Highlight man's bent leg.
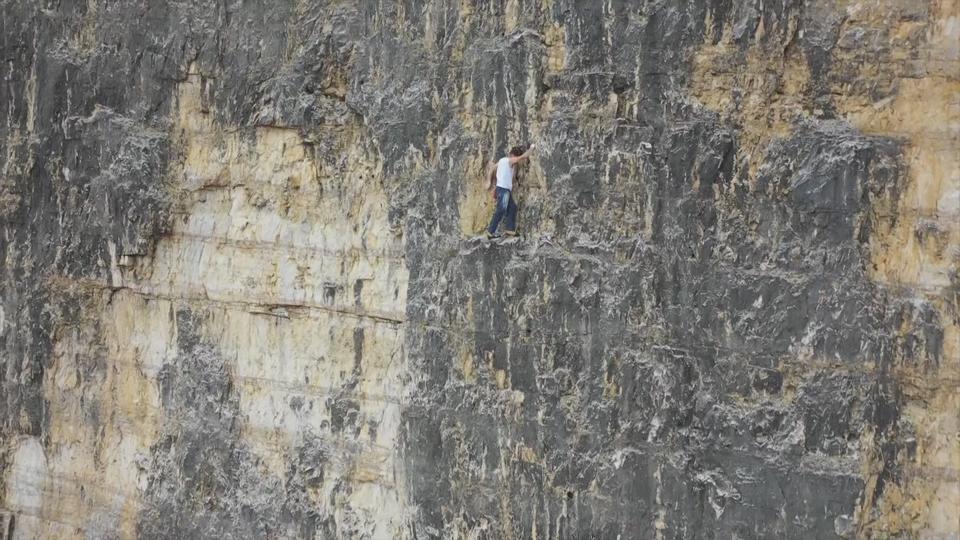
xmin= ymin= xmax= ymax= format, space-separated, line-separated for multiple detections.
xmin=504 ymin=192 xmax=517 ymax=232
xmin=487 ymin=187 xmax=509 ymax=234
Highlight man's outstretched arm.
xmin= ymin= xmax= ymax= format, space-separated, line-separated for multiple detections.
xmin=509 ymin=144 xmax=535 ymax=165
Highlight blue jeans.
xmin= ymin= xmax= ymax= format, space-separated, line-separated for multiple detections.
xmin=488 ymin=187 xmax=517 ymax=234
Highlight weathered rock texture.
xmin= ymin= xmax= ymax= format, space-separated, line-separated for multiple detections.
xmin=1 ymin=0 xmax=957 ymax=538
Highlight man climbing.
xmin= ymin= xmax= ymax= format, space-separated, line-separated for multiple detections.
xmin=486 ymin=144 xmax=534 ymax=239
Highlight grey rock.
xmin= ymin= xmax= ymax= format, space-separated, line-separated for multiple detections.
xmin=1 ymin=0 xmax=955 ymax=539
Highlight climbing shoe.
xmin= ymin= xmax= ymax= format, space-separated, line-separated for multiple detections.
xmin=485 ymin=231 xmax=501 ymax=240
xmin=504 ymin=230 xmax=519 ymax=237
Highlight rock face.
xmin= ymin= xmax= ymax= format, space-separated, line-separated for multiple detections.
xmin=1 ymin=1 xmax=957 ymax=538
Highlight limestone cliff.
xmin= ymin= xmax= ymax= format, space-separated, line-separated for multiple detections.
xmin=1 ymin=1 xmax=957 ymax=538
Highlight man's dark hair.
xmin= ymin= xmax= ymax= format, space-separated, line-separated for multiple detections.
xmin=509 ymin=146 xmax=524 ymax=157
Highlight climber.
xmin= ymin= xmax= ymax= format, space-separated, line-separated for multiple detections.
xmin=486 ymin=144 xmax=535 ymax=239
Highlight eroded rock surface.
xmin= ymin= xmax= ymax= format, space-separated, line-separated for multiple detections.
xmin=1 ymin=1 xmax=957 ymax=538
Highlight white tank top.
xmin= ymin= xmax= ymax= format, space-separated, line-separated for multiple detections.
xmin=495 ymin=157 xmax=514 ymax=190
